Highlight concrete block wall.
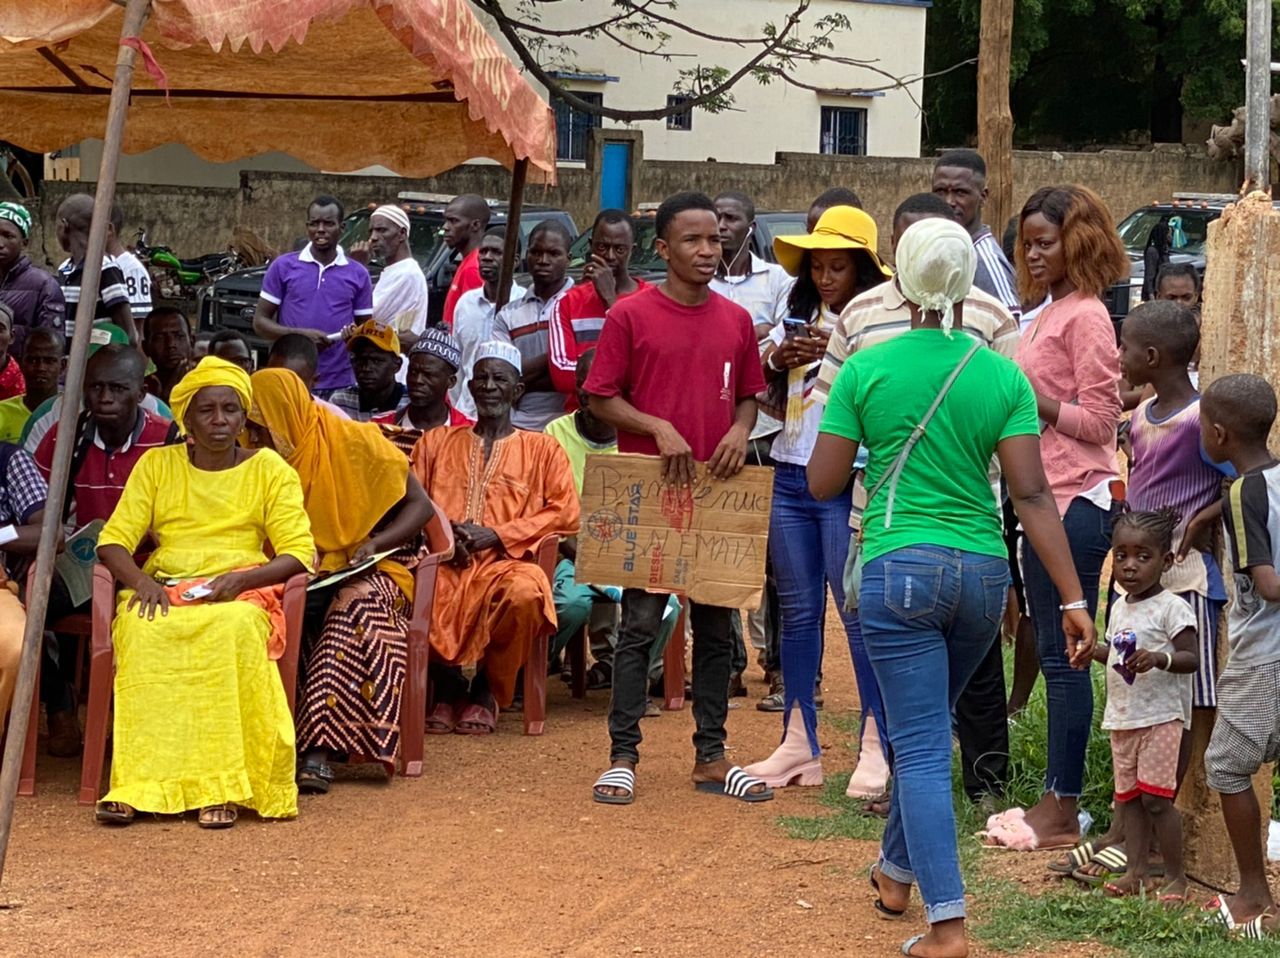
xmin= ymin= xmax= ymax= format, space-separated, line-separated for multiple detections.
xmin=33 ymin=147 xmax=1238 ymax=268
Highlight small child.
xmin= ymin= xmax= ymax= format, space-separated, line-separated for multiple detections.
xmin=1097 ymin=508 xmax=1198 ymax=901
xmin=1119 ymin=301 xmax=1231 ymax=712
xmin=1201 ymin=373 xmax=1280 ymax=939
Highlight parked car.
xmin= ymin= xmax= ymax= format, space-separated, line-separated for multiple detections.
xmin=562 ymin=209 xmax=809 ymax=284
xmin=1102 ymin=192 xmax=1279 ymax=326
xmin=199 ymin=194 xmax=577 ymax=358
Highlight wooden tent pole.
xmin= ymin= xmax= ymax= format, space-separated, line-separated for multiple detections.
xmin=977 ymin=0 xmax=1015 ymax=240
xmin=496 ymin=157 xmax=529 ymax=310
xmin=1245 ymin=0 xmax=1273 ymax=191
xmin=0 ymin=0 xmax=153 ymax=890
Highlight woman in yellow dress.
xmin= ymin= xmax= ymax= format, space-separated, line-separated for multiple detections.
xmin=246 ymin=368 xmax=432 ymax=792
xmin=95 ymin=357 xmax=314 ymax=828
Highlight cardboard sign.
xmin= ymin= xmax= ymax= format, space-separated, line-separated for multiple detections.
xmin=575 ymin=454 xmax=773 ymax=610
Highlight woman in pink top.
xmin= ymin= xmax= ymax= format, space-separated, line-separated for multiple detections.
xmin=987 ymin=186 xmax=1128 ymax=851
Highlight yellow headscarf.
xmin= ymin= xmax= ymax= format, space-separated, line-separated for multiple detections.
xmin=168 ymin=356 xmax=252 ymax=435
xmin=247 ymin=369 xmax=413 ymax=595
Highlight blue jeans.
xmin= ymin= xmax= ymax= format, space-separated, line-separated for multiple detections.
xmin=861 ymin=546 xmax=1009 ymax=924
xmin=769 ymin=464 xmax=884 ymax=756
xmin=1022 ymin=497 xmax=1109 ymax=798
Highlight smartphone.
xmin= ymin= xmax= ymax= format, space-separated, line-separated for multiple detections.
xmin=180 ymin=584 xmax=213 ymax=601
xmin=783 ymin=317 xmax=808 ymax=338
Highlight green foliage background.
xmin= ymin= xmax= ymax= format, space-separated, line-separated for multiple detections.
xmin=923 ymin=0 xmax=1275 ymax=148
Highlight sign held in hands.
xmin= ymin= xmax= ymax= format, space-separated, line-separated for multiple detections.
xmin=575 ymin=454 xmax=772 ymax=609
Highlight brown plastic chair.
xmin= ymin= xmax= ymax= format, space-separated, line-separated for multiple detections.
xmin=400 ymin=502 xmax=455 ymax=776
xmin=78 ymin=565 xmax=309 ymax=806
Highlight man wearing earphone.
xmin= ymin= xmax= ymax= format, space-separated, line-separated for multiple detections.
xmin=709 ymin=190 xmax=792 ymax=703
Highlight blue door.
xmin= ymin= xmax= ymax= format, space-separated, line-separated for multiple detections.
xmin=600 ymin=141 xmax=631 ymax=210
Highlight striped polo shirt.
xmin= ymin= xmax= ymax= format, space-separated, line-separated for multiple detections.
xmin=56 ymin=256 xmax=131 ymax=339
xmin=492 ymin=278 xmax=574 ymax=431
xmin=34 ymin=407 xmax=178 ymax=531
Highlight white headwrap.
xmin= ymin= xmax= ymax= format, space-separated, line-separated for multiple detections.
xmin=372 ymin=204 xmax=412 ymax=235
xmin=474 ymin=340 xmax=522 ymax=374
xmin=894 ymin=218 xmax=976 ymax=336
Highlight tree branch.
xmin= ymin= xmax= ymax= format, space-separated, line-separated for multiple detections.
xmin=474 ymin=0 xmax=810 ymax=120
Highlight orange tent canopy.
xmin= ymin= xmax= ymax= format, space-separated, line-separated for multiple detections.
xmin=0 ymin=0 xmax=557 ymax=181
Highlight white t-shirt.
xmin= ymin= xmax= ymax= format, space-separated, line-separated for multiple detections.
xmin=766 ymin=305 xmax=835 ymax=466
xmin=112 ymin=251 xmax=153 ymax=322
xmin=710 ymin=254 xmax=794 ymax=441
xmin=450 ymin=282 xmax=523 ymax=420
xmin=1102 ymin=590 xmax=1196 ymax=731
xmin=372 ymin=257 xmax=429 ymax=384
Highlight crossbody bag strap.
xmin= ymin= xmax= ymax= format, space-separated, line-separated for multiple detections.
xmin=863 ymin=339 xmax=984 ymax=531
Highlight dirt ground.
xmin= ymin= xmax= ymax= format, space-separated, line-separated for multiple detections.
xmin=0 ymin=620 xmax=1111 ymax=958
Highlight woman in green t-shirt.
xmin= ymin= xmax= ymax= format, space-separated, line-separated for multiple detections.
xmin=807 ymin=218 xmax=1096 ymax=958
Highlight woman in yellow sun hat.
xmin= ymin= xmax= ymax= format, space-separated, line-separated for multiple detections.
xmin=743 ymin=206 xmax=892 ymax=794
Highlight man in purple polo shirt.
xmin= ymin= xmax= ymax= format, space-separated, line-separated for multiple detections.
xmin=253 ymin=195 xmax=373 ymax=396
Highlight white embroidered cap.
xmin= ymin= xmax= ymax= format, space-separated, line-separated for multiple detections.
xmin=474 ymin=340 xmax=522 ymax=375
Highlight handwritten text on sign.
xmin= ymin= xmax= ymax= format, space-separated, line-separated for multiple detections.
xmin=576 ymin=455 xmax=773 ymax=610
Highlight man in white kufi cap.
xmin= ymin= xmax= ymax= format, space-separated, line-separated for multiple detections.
xmin=351 ymin=203 xmax=429 ymax=381
xmin=407 ymin=339 xmax=578 ymax=736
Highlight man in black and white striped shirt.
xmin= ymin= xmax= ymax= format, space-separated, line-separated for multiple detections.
xmin=932 ymin=149 xmax=1021 ymax=322
xmin=54 ymin=193 xmax=137 ymax=345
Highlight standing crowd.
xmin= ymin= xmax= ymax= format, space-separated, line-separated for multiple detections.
xmin=0 ymin=147 xmax=1276 ymax=954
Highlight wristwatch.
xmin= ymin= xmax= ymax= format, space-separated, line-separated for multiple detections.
xmin=1059 ymin=599 xmax=1088 ymax=611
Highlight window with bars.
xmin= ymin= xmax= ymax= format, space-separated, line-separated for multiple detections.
xmin=819 ymin=106 xmax=868 ymax=156
xmin=666 ymin=95 xmax=693 ymax=132
xmin=552 ymin=91 xmax=603 ymax=162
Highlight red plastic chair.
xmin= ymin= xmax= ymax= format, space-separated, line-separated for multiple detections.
xmin=525 ymin=534 xmax=560 ymax=736
xmin=662 ymin=600 xmax=689 ymax=711
xmin=78 ymin=565 xmax=309 ymax=806
xmin=8 ymin=568 xmax=94 ymax=797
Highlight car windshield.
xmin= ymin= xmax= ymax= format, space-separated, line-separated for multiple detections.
xmin=568 ymin=218 xmax=665 ymax=273
xmin=1115 ymin=208 xmax=1214 ymax=257
xmin=755 ymin=214 xmax=809 ymax=255
xmin=339 ymin=210 xmax=446 ymax=271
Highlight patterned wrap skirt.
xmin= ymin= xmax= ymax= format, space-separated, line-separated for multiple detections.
xmin=296 ymin=570 xmax=412 ymax=774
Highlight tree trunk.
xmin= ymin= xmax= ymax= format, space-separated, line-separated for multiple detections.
xmin=976 ymin=0 xmax=1014 ymax=240
xmin=1187 ymin=191 xmax=1278 ymax=888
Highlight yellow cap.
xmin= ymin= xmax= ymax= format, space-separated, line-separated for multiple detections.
xmin=346 ymin=319 xmax=400 ymax=355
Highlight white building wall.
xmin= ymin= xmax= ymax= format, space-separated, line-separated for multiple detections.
xmin=491 ymin=0 xmax=928 ymax=163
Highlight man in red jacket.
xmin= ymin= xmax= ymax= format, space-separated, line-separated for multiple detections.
xmin=548 ymin=209 xmax=649 ymax=406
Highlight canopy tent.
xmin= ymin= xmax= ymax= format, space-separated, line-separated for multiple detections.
xmin=0 ymin=0 xmax=558 ymax=180
xmin=0 ymin=0 xmax=553 ymax=886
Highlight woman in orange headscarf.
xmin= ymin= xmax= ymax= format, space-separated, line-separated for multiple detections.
xmin=246 ymin=369 xmax=432 ymax=793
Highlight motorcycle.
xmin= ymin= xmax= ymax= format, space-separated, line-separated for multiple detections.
xmin=134 ymin=229 xmax=242 ymax=298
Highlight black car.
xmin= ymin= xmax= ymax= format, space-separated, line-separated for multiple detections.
xmin=1102 ymin=193 xmax=1280 ymax=325
xmin=199 ymin=197 xmax=577 ymax=358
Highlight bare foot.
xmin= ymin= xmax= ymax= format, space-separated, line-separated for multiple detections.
xmin=1222 ymin=893 xmax=1279 ymax=928
xmin=871 ymin=864 xmax=909 ymax=914
xmin=691 ymin=758 xmax=769 ymax=798
xmin=593 ymin=759 xmax=635 ymax=800
xmin=1103 ymin=873 xmax=1155 ymax=898
xmin=1021 ymin=795 xmax=1081 ymax=849
xmin=902 ymin=918 xmax=968 ymax=958
xmin=1156 ymin=877 xmax=1189 ymax=908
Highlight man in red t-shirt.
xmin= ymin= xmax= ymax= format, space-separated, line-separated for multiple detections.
xmin=548 ymin=210 xmax=649 ymax=405
xmin=441 ymin=194 xmax=491 ymax=329
xmin=583 ymin=191 xmax=769 ymax=807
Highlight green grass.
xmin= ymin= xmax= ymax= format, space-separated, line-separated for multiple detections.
xmin=775 ymin=646 xmax=1275 ymax=956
